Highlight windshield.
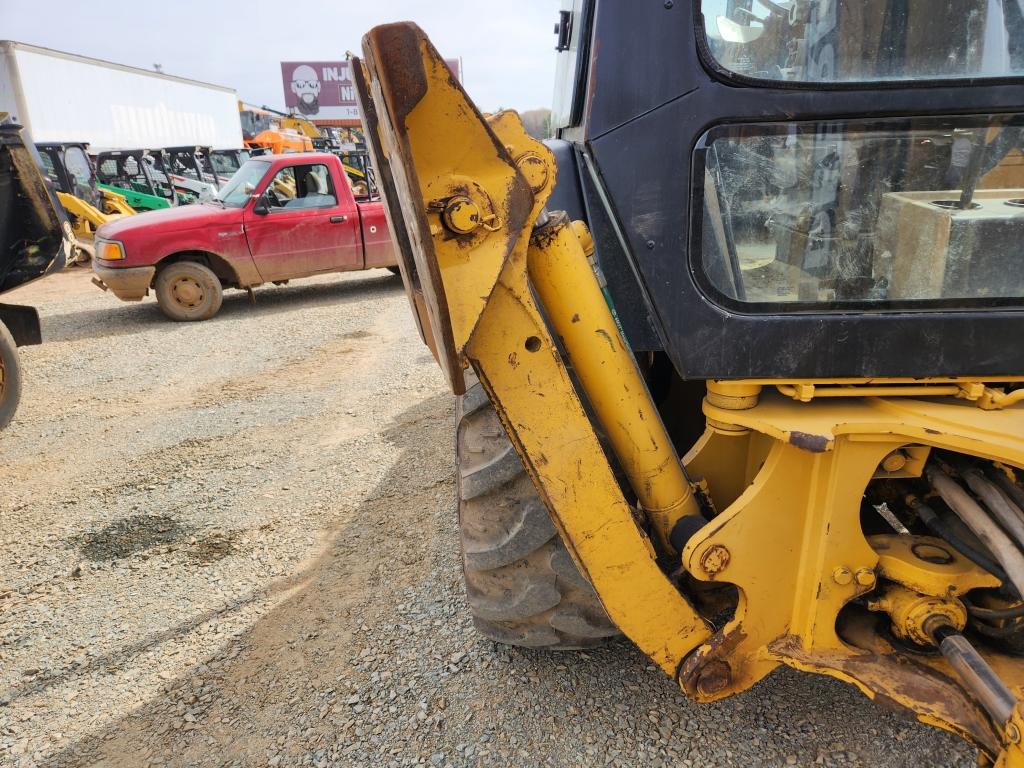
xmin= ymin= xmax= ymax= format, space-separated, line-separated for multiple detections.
xmin=217 ymin=160 xmax=271 ymax=207
xmin=697 ymin=112 xmax=1024 ymax=309
xmin=211 ymin=151 xmax=244 ymax=176
xmin=702 ymin=0 xmax=1024 ymax=83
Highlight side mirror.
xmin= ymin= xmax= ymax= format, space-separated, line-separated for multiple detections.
xmin=251 ymin=195 xmax=269 ymax=215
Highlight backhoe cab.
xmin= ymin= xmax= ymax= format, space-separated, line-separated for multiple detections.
xmin=356 ymin=6 xmax=1024 ymax=765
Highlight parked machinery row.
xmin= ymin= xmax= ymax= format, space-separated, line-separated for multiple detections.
xmin=33 ymin=143 xmax=254 ymax=263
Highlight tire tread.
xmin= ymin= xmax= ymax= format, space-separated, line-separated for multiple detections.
xmin=457 ymin=376 xmax=620 ymax=649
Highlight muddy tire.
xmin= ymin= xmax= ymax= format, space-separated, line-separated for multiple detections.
xmin=155 ymin=261 xmax=223 ymax=322
xmin=457 ymin=376 xmax=621 ymax=649
xmin=0 ymin=322 xmax=22 ymax=430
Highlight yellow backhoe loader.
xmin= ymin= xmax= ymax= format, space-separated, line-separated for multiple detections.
xmin=355 ymin=8 xmax=1024 ymax=766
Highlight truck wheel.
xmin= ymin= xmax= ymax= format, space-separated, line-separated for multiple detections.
xmin=155 ymin=261 xmax=223 ymax=321
xmin=457 ymin=375 xmax=621 ymax=649
xmin=0 ymin=322 xmax=23 ymax=430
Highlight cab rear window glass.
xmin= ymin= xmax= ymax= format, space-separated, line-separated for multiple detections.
xmin=701 ymin=0 xmax=1024 ymax=84
xmin=696 ymin=113 xmax=1024 ymax=310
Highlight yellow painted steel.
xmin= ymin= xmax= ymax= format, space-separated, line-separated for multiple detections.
xmin=56 ymin=191 xmax=111 ymax=240
xmin=358 ymin=21 xmax=1024 ymax=767
xmin=870 ymin=533 xmax=1001 ymax=597
xmin=713 ymin=379 xmax=1024 ymax=410
xmin=100 ymin=188 xmax=135 ymax=217
xmin=357 ymin=23 xmax=711 ymax=674
xmin=526 ymin=213 xmax=702 ymax=548
xmin=867 ymin=584 xmax=968 ymax=646
xmin=57 ymin=189 xmax=131 ymax=242
xmin=681 ymin=389 xmax=1024 ymax=757
xmin=998 ymin=707 xmax=1024 ymax=768
xmin=466 ymin=243 xmax=711 ymax=672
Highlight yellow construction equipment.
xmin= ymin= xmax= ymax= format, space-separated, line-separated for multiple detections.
xmin=1 ymin=124 xmax=71 ymax=428
xmin=35 ymin=142 xmax=132 ymax=263
xmin=355 ymin=14 xmax=1024 ymax=766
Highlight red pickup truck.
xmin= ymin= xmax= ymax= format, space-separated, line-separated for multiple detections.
xmin=91 ymin=152 xmax=396 ymax=321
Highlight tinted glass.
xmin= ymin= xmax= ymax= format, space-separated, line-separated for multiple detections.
xmin=697 ymin=113 xmax=1024 ymax=308
xmin=702 ymin=0 xmax=1024 ymax=83
xmin=64 ymin=147 xmax=92 ymax=186
xmin=38 ymin=151 xmax=58 ymax=182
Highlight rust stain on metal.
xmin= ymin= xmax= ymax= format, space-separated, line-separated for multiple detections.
xmin=695 ymin=659 xmax=732 ymax=696
xmin=789 ymin=431 xmax=829 ymax=453
xmin=700 ymin=544 xmax=731 ymax=577
xmin=365 ymin=24 xmax=429 ymax=122
xmin=770 ymin=635 xmax=1000 ymax=756
xmin=678 ymin=627 xmax=747 ymax=697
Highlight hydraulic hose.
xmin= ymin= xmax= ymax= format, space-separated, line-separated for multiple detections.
xmin=927 ymin=465 xmax=1024 ymax=599
xmin=991 ymin=467 xmax=1024 ymax=512
xmin=929 ymin=621 xmax=1018 ymax=726
xmin=961 ymin=468 xmax=1024 ymax=552
xmin=910 ymin=496 xmax=1013 ymax=590
xmin=965 ymin=600 xmax=1024 ymax=621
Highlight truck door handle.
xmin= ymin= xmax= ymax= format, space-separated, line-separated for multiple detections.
xmin=330 ymin=215 xmax=348 ymax=223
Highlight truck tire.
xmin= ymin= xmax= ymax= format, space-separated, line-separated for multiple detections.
xmin=457 ymin=376 xmax=621 ymax=648
xmin=155 ymin=261 xmax=223 ymax=322
xmin=0 ymin=322 xmax=23 ymax=430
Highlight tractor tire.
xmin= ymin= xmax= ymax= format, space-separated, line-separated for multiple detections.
xmin=155 ymin=261 xmax=223 ymax=322
xmin=456 ymin=376 xmax=621 ymax=649
xmin=0 ymin=322 xmax=23 ymax=430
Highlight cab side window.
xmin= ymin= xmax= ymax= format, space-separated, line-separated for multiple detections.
xmin=265 ymin=163 xmax=337 ymax=210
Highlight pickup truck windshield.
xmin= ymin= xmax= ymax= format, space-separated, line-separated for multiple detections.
xmin=698 ymin=112 xmax=1024 ymax=309
xmin=702 ymin=0 xmax=1024 ymax=83
xmin=218 ymin=160 xmax=271 ymax=207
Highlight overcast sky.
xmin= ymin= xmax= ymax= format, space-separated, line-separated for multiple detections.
xmin=1 ymin=1 xmax=560 ymax=113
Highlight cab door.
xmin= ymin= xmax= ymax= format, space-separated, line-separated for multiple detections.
xmin=243 ymin=161 xmax=362 ymax=282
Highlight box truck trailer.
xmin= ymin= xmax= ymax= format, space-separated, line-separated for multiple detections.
xmin=0 ymin=41 xmax=243 ymax=152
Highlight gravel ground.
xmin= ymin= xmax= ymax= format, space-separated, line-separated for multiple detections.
xmin=0 ymin=268 xmax=974 ymax=767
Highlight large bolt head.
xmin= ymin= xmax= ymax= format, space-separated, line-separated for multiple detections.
xmin=514 ymin=152 xmax=550 ymax=194
xmin=832 ymin=567 xmax=853 ymax=586
xmin=696 ymin=660 xmax=731 ymax=696
xmin=700 ymin=545 xmax=730 ymax=577
xmin=442 ymin=196 xmax=481 ymax=235
xmin=855 ymin=568 xmax=876 ymax=587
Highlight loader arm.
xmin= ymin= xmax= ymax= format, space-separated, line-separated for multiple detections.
xmin=354 ymin=22 xmax=711 ymax=674
xmin=355 ymin=22 xmax=1024 ymax=766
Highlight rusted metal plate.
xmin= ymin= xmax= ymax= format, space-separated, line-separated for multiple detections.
xmin=772 ymin=622 xmax=1001 ymax=758
xmin=353 ymin=26 xmax=464 ymax=394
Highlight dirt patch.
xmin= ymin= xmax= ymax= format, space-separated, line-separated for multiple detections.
xmin=70 ymin=514 xmax=186 ymax=562
xmin=186 ymin=531 xmax=240 ymax=565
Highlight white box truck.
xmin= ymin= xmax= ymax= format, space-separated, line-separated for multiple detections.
xmin=0 ymin=41 xmax=243 ymax=151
